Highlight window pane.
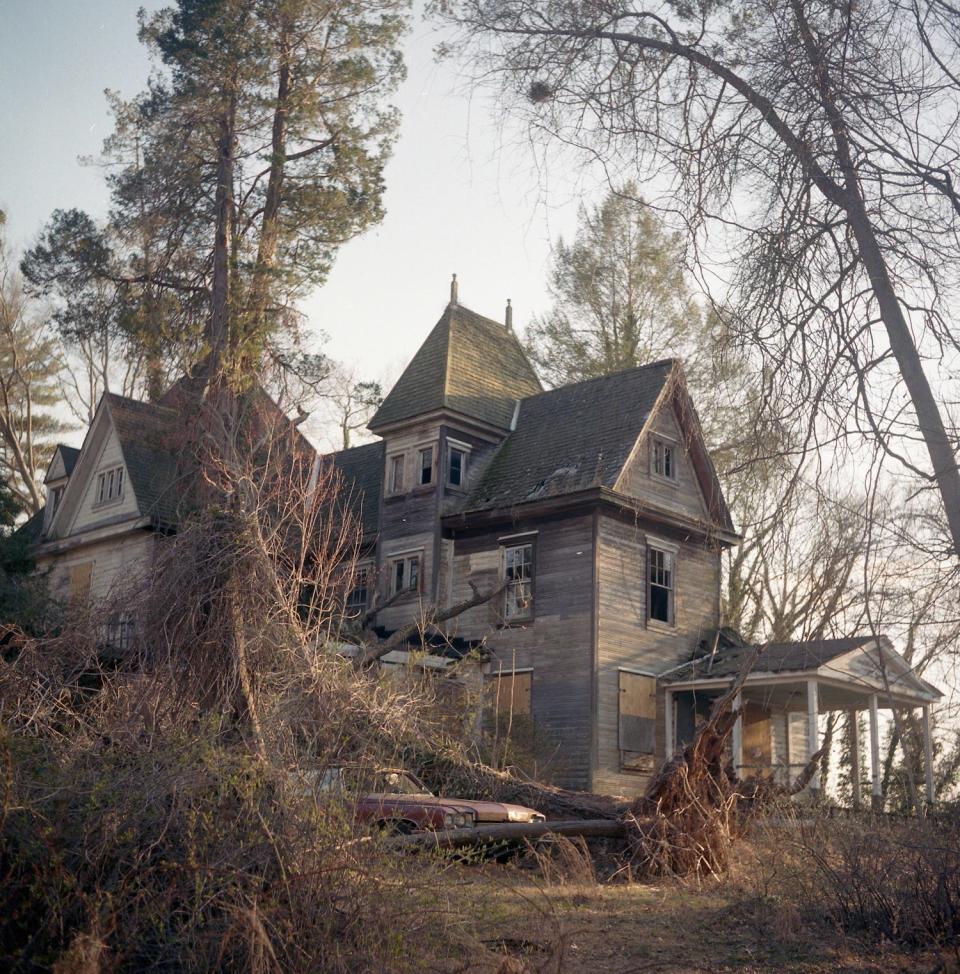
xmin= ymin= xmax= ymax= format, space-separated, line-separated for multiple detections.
xmin=419 ymin=447 xmax=433 ymax=485
xmin=116 ymin=468 xmax=123 ymax=496
xmin=504 ymin=543 xmax=533 ymax=618
xmin=408 ymin=556 xmax=419 ymax=591
xmin=449 ymin=448 xmax=464 ymax=486
xmin=390 ymin=456 xmax=404 ymax=492
xmin=648 ymin=548 xmax=673 ymax=623
xmin=393 ymin=559 xmax=404 ymax=593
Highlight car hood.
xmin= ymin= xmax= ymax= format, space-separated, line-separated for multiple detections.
xmin=362 ymin=794 xmax=544 ymax=823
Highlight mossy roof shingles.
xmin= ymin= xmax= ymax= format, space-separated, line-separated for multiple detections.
xmin=464 ymin=359 xmax=676 ymax=513
xmin=369 ymin=304 xmax=542 ymax=431
xmin=329 ymin=440 xmax=384 ymax=539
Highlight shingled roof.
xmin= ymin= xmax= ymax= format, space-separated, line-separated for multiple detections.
xmin=105 ymin=394 xmax=185 ymax=526
xmin=463 ymin=360 xmax=676 ymax=513
xmin=329 ymin=440 xmax=384 ymax=539
xmin=664 ymin=637 xmax=877 ymax=682
xmin=368 ymin=303 xmax=542 ymax=432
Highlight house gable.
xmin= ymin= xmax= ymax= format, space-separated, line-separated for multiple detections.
xmin=49 ymin=403 xmax=140 ymax=541
xmin=614 ymin=372 xmax=735 ymax=538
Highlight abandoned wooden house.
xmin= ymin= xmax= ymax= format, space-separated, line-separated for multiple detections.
xmin=27 ymin=279 xmax=941 ymax=799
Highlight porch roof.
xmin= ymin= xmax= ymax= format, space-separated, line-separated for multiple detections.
xmin=661 ymin=635 xmax=941 ymax=708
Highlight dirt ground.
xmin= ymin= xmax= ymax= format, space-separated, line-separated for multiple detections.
xmin=437 ymin=865 xmax=948 ymax=974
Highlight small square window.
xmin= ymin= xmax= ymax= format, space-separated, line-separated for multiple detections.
xmin=652 ymin=439 xmax=676 ymax=481
xmin=419 ymin=446 xmax=433 ymax=486
xmin=648 ymin=547 xmax=674 ymax=624
xmin=389 ymin=455 xmax=405 ymax=494
xmin=448 ymin=447 xmax=466 ymax=487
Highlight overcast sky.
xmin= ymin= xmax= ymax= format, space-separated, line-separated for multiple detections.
xmin=1 ymin=1 xmax=612 ymax=409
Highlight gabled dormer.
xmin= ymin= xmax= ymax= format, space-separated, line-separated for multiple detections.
xmin=42 ymin=444 xmax=80 ymax=536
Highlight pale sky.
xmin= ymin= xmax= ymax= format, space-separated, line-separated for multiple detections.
xmin=0 ymin=0 xmax=609 ymax=416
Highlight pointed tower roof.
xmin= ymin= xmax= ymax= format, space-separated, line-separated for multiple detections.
xmin=368 ymin=299 xmax=543 ymax=433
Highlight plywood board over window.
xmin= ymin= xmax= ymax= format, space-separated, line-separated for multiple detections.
xmin=487 ymin=670 xmax=532 ymax=716
xmin=619 ymin=670 xmax=657 ymax=771
xmin=69 ymin=561 xmax=93 ymax=605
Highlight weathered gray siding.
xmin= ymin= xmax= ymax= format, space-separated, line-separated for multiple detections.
xmin=593 ymin=513 xmax=721 ymax=797
xmin=443 ymin=512 xmax=596 ymax=790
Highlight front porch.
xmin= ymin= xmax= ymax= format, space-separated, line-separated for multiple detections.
xmin=661 ymin=636 xmax=942 ymax=807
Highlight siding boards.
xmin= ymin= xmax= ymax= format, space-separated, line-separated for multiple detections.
xmin=68 ymin=425 xmax=140 ymax=535
xmin=40 ymin=531 xmax=156 ymax=606
xmin=444 ymin=512 xmax=595 ymax=789
xmin=593 ymin=513 xmax=721 ymax=797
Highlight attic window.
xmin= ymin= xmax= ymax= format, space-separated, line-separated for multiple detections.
xmin=652 ymin=438 xmax=676 ymax=481
xmin=95 ymin=466 xmax=124 ymax=505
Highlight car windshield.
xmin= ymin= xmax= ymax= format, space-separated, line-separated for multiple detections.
xmin=334 ymin=768 xmax=433 ymax=797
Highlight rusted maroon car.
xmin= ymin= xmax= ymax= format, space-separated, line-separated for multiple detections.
xmin=310 ymin=765 xmax=546 ymax=834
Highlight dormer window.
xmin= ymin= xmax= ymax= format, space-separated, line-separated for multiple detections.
xmin=389 ymin=454 xmax=405 ymax=494
xmin=95 ymin=466 xmax=124 ymax=505
xmin=651 ymin=438 xmax=676 ymax=481
xmin=419 ymin=446 xmax=434 ymax=486
xmin=448 ymin=444 xmax=468 ymax=487
xmin=50 ymin=485 xmax=64 ymax=515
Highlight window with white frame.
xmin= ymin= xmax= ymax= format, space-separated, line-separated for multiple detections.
xmin=389 ymin=553 xmax=421 ymax=596
xmin=647 ymin=546 xmax=674 ymax=624
xmin=651 ymin=438 xmax=677 ymax=481
xmin=95 ymin=466 xmax=124 ymax=505
xmin=448 ymin=445 xmax=467 ymax=487
xmin=388 ymin=454 xmax=405 ymax=494
xmin=502 ymin=541 xmax=534 ymax=621
xmin=346 ymin=563 xmax=371 ymax=616
xmin=418 ymin=446 xmax=434 ymax=486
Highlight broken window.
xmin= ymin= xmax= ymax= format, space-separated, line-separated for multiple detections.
xmin=346 ymin=564 xmax=371 ymax=615
xmin=419 ymin=446 xmax=433 ymax=485
xmin=503 ymin=542 xmax=534 ymax=621
xmin=652 ymin=438 xmax=676 ymax=481
xmin=389 ymin=553 xmax=421 ymax=596
xmin=648 ymin=547 xmax=674 ymax=624
xmin=389 ymin=454 xmax=405 ymax=494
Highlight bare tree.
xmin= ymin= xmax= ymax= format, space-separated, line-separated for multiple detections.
xmin=319 ymin=365 xmax=383 ymax=450
xmin=439 ymin=0 xmax=960 ymax=558
xmin=0 ymin=214 xmax=67 ymax=514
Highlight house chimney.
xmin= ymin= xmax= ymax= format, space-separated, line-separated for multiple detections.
xmin=450 ymin=273 xmax=459 ymax=306
xmin=505 ymin=298 xmax=513 ymax=331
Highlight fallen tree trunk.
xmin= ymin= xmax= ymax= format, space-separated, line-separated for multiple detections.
xmin=388 ymin=818 xmax=627 ymax=850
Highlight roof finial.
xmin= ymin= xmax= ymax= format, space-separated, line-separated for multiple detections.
xmin=450 ymin=273 xmax=458 ymax=306
xmin=505 ymin=298 xmax=513 ymax=331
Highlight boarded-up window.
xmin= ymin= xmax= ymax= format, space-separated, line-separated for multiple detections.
xmin=68 ymin=561 xmax=93 ymax=605
xmin=742 ymin=702 xmax=773 ymax=776
xmin=487 ymin=670 xmax=532 ymax=716
xmin=619 ymin=671 xmax=656 ymax=768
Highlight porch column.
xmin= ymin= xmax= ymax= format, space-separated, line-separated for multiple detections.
xmin=807 ymin=679 xmax=820 ymax=794
xmin=869 ymin=693 xmax=882 ymax=811
xmin=731 ymin=691 xmax=743 ymax=777
xmin=922 ymin=704 xmax=936 ymax=806
xmin=664 ymin=689 xmax=674 ymax=759
xmin=848 ymin=710 xmax=861 ymax=810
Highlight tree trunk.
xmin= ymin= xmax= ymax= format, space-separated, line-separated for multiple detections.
xmin=208 ymin=90 xmax=238 ymax=380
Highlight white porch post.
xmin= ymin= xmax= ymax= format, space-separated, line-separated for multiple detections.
xmin=922 ymin=704 xmax=936 ymax=806
xmin=848 ymin=710 xmax=861 ymax=810
xmin=664 ymin=689 xmax=674 ymax=759
xmin=732 ymin=691 xmax=743 ymax=777
xmin=869 ymin=693 xmax=882 ymax=811
xmin=807 ymin=679 xmax=820 ymax=794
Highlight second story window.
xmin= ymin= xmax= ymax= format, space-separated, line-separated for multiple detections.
xmin=50 ymin=485 xmax=64 ymax=514
xmin=648 ymin=546 xmax=674 ymax=625
xmin=448 ymin=446 xmax=466 ymax=487
xmin=389 ymin=454 xmax=405 ymax=494
xmin=503 ymin=541 xmax=534 ymax=622
xmin=96 ymin=466 xmax=124 ymax=505
xmin=389 ymin=553 xmax=421 ymax=596
xmin=419 ymin=446 xmax=434 ymax=485
xmin=651 ymin=438 xmax=676 ymax=481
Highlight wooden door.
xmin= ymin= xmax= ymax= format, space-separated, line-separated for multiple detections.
xmin=619 ymin=671 xmax=657 ymax=768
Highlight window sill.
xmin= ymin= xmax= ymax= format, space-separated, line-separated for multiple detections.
xmin=646 ymin=617 xmax=676 ymax=634
xmin=499 ymin=616 xmax=534 ymax=629
xmin=412 ymin=484 xmax=436 ymax=495
xmin=650 ymin=473 xmax=679 ymax=488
